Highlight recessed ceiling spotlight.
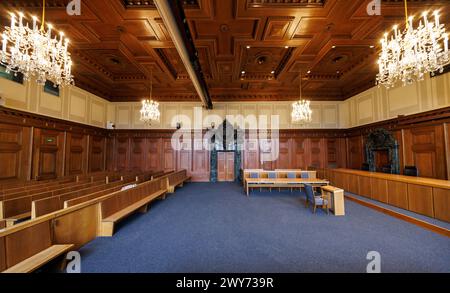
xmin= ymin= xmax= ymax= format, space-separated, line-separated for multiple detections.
xmin=307 ymin=70 xmax=311 ymax=74
xmin=241 ymin=71 xmax=246 ymax=74
xmin=370 ymin=45 xmax=375 ymax=48
xmin=271 ymin=70 xmax=275 ymax=74
xmin=336 ymin=71 xmax=340 ymax=74
xmin=246 ymin=46 xmax=251 ymax=49
xmin=332 ymin=46 xmax=336 ymax=49
xmin=284 ymin=46 xmax=289 ymax=49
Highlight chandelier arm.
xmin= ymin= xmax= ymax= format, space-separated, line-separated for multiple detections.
xmin=41 ymin=0 xmax=46 ymax=31
xmin=299 ymin=70 xmax=302 ymax=99
xmin=404 ymin=0 xmax=408 ymax=28
xmin=150 ymin=69 xmax=153 ymax=100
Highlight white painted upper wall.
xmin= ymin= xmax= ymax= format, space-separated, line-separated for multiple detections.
xmin=0 ymin=70 xmax=449 ymax=129
xmin=339 ymin=72 xmax=450 ymax=128
xmin=0 ymin=76 xmax=109 ymax=128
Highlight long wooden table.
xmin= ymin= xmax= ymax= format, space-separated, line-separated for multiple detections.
xmin=323 ymin=168 xmax=450 ymax=222
xmin=244 ymin=178 xmax=329 ymax=196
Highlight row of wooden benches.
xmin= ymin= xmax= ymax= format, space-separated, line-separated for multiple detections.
xmin=0 ymin=169 xmax=191 ymax=273
xmin=0 ymin=171 xmax=118 ymax=193
xmin=0 ymin=171 xmax=161 ymax=227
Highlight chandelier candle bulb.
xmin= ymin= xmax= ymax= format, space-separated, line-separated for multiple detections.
xmin=434 ymin=11 xmax=440 ymax=28
xmin=2 ymin=34 xmax=6 ymax=53
xmin=445 ymin=34 xmax=448 ymax=52
xmin=10 ymin=14 xmax=15 ymax=31
xmin=32 ymin=16 xmax=37 ymax=31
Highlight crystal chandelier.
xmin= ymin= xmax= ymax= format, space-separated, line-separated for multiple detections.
xmin=377 ymin=0 xmax=449 ymax=88
xmin=140 ymin=71 xmax=160 ymax=125
xmin=0 ymin=0 xmax=73 ymax=87
xmin=291 ymin=71 xmax=312 ymax=125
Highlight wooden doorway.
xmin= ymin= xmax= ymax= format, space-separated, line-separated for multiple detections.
xmin=218 ymin=152 xmax=235 ymax=182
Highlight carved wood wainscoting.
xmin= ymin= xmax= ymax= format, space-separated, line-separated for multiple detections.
xmin=108 ymin=129 xmax=346 ymax=182
xmin=0 ymin=106 xmax=108 ymax=183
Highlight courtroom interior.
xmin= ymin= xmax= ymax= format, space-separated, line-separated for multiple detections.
xmin=0 ymin=0 xmax=449 ymax=273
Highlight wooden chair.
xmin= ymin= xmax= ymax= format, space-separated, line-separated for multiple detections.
xmin=304 ymin=184 xmax=329 ymax=214
xmin=267 ymin=172 xmax=277 ymax=192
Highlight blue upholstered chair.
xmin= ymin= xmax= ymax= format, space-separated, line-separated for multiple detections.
xmin=250 ymin=172 xmax=259 ymax=179
xmin=287 ymin=172 xmax=296 ymax=179
xmin=287 ymin=172 xmax=297 ymax=192
xmin=301 ymin=172 xmax=309 ymax=179
xmin=267 ymin=172 xmax=277 ymax=192
xmin=249 ymin=172 xmax=261 ymax=192
xmin=304 ymin=184 xmax=329 ymax=214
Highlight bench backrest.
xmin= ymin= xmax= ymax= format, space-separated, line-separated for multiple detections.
xmin=31 ymin=177 xmax=137 ymax=219
xmin=0 ymin=221 xmax=52 ymax=269
xmin=100 ymin=179 xmax=164 ymax=219
xmin=32 ymin=197 xmax=60 ymax=219
xmin=64 ymin=173 xmax=160 ymax=209
xmin=168 ymin=170 xmax=188 ymax=186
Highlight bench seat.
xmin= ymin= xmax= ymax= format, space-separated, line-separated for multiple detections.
xmin=2 ymin=244 xmax=74 ymax=273
xmin=100 ymin=189 xmax=166 ymax=237
xmin=5 ymin=212 xmax=31 ymax=227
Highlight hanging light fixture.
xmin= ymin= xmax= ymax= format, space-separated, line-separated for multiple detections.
xmin=0 ymin=0 xmax=74 ymax=87
xmin=291 ymin=70 xmax=312 ymax=125
xmin=377 ymin=0 xmax=449 ymax=88
xmin=140 ymin=70 xmax=160 ymax=125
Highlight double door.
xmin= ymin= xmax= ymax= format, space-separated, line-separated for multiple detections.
xmin=218 ymin=152 xmax=235 ymax=182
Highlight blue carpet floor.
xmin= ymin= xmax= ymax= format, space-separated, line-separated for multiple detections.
xmin=79 ymin=182 xmax=450 ymax=273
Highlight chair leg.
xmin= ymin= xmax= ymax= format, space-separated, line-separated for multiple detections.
xmin=313 ymin=205 xmax=316 ymax=214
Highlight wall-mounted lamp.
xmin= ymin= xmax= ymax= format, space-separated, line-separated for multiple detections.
xmin=176 ymin=122 xmax=182 ymax=129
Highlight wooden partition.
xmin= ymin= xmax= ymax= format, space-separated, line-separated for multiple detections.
xmin=326 ymin=169 xmax=450 ymax=222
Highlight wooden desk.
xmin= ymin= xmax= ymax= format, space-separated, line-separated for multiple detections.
xmin=244 ymin=178 xmax=329 ymax=196
xmin=324 ymin=168 xmax=450 ymax=222
xmin=321 ymin=185 xmax=345 ymax=216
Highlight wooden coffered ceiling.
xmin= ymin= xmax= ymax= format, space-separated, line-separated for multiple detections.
xmin=1 ymin=0 xmax=449 ymax=102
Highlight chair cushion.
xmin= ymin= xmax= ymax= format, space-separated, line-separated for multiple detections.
xmin=314 ymin=197 xmax=328 ymax=205
xmin=250 ymin=173 xmax=259 ymax=178
xmin=287 ymin=172 xmax=296 ymax=179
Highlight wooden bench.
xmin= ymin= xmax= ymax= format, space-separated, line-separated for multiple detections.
xmin=0 ymin=220 xmax=5 ymax=230
xmin=32 ymin=177 xmax=138 ymax=219
xmin=0 ymin=221 xmax=74 ymax=273
xmin=1 ymin=177 xmax=121 ymax=226
xmin=166 ymin=169 xmax=191 ymax=193
xmin=99 ymin=178 xmax=167 ymax=237
xmin=63 ymin=171 xmax=170 ymax=209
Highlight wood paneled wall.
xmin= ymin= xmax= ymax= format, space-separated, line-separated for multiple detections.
xmin=3 ymin=105 xmax=450 ymax=183
xmin=106 ymin=130 xmax=345 ymax=182
xmin=346 ymin=107 xmax=450 ymax=180
xmin=0 ymin=107 xmax=108 ymax=183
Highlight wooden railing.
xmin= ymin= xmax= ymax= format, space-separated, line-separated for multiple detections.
xmin=324 ymin=168 xmax=450 ymax=223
